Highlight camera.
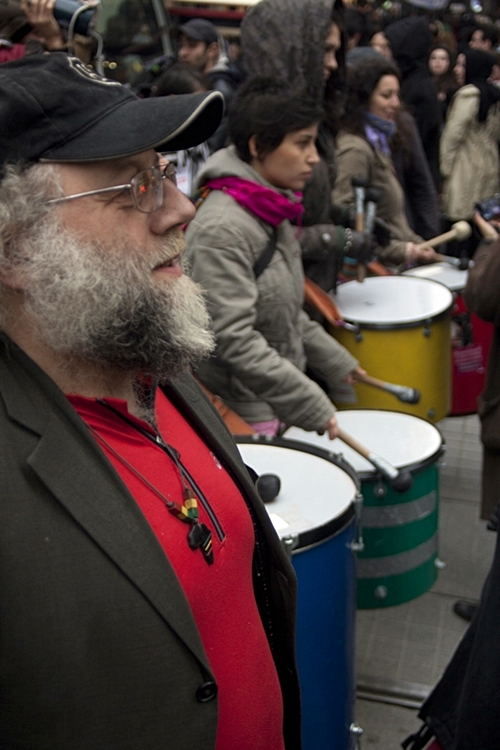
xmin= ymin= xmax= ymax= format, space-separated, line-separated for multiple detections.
xmin=475 ymin=194 xmax=500 ymax=222
xmin=53 ymin=0 xmax=97 ymax=36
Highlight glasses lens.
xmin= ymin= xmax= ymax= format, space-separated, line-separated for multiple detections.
xmin=164 ymin=162 xmax=177 ymax=186
xmin=132 ymin=167 xmax=162 ymax=213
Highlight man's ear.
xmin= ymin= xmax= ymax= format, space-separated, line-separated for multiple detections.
xmin=248 ymin=135 xmax=259 ymax=160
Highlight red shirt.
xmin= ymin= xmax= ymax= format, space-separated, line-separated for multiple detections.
xmin=68 ymin=389 xmax=285 ymax=750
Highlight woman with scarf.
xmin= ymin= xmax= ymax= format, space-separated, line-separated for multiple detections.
xmin=440 ymin=48 xmax=500 ymax=249
xmin=240 ymin=0 xmax=375 ymax=293
xmin=333 ymin=57 xmax=437 ymax=267
xmin=186 ymin=78 xmax=362 ymax=438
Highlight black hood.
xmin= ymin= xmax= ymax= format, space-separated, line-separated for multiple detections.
xmin=241 ymin=0 xmax=338 ymax=101
xmin=385 ymin=17 xmax=433 ymax=77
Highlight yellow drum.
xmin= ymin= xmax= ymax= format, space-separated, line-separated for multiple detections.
xmin=331 ymin=276 xmax=453 ymax=422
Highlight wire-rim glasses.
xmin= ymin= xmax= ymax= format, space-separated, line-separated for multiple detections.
xmin=46 ymin=162 xmax=177 ymax=214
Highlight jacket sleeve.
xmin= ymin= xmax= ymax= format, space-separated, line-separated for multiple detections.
xmin=187 ymin=218 xmax=337 ymax=431
xmin=463 ymin=239 xmax=500 ymax=325
xmin=332 ymin=140 xmax=371 ymax=207
xmin=440 ymin=92 xmax=478 ymax=178
xmin=299 ymin=310 xmax=358 ymax=386
xmin=299 ymin=224 xmax=346 ymax=261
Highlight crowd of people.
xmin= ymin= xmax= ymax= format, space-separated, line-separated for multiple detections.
xmin=0 ymin=0 xmax=500 ymax=749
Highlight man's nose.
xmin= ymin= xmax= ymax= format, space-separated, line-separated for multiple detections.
xmin=149 ymin=181 xmax=195 ymax=235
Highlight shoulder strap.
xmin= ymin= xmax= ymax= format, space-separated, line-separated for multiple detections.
xmin=253 ymin=230 xmax=277 ymax=279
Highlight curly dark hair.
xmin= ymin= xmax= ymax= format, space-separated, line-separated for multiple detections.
xmin=343 ymin=57 xmax=400 ymax=132
xmin=228 ymin=76 xmax=324 ymax=163
xmin=342 ymin=56 xmax=413 ymax=155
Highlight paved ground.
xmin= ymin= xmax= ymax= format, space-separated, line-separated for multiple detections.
xmin=353 ymin=414 xmax=496 ymax=748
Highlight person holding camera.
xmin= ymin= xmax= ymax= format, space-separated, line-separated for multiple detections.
xmin=0 ymin=0 xmax=64 ymax=63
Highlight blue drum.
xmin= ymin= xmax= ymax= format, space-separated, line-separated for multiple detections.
xmin=236 ymin=436 xmax=361 ymax=750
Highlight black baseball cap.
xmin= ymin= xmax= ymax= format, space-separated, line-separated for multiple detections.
xmin=178 ymin=19 xmax=218 ymax=45
xmin=0 ymin=53 xmax=224 ymax=173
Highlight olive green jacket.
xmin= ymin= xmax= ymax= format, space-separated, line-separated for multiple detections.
xmin=186 ymin=146 xmax=357 ymax=429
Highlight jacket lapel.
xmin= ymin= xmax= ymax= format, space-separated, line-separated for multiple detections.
xmin=0 ymin=339 xmax=212 ymax=673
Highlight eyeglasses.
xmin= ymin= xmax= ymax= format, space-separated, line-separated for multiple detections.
xmin=46 ymin=162 xmax=177 ymax=214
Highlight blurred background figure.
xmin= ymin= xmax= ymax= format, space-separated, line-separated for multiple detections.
xmin=177 ymin=18 xmax=240 ymax=152
xmin=385 ymin=17 xmax=441 ymax=189
xmin=440 ymin=49 xmax=500 ymax=258
xmin=469 ymin=23 xmax=499 ymax=53
xmin=153 ymin=63 xmax=211 ymax=196
xmin=369 ymin=28 xmax=392 ymax=60
xmin=428 ymin=44 xmax=458 ymax=125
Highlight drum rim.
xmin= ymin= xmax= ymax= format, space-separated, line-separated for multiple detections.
xmin=339 ymin=305 xmax=452 ymax=330
xmin=236 ymin=434 xmax=359 ymax=547
xmin=403 ymin=263 xmax=467 ymax=293
xmin=285 ymin=409 xmax=446 ymax=478
xmin=355 ymin=444 xmax=445 ymax=482
xmin=335 ymin=276 xmax=454 ymax=328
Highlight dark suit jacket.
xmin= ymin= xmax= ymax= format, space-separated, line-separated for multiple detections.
xmin=0 ymin=333 xmax=301 ymax=750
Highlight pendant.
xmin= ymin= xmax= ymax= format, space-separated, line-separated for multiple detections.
xmin=188 ymin=523 xmax=214 ymax=565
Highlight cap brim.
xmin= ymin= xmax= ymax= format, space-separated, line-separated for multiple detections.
xmin=41 ymin=90 xmax=224 ymax=163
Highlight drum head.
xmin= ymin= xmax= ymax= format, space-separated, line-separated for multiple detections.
xmin=285 ymin=410 xmax=443 ymax=475
xmin=403 ymin=263 xmax=468 ymax=293
xmin=236 ymin=439 xmax=357 ymax=545
xmin=334 ymin=276 xmax=453 ymax=326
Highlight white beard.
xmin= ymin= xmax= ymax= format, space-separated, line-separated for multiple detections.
xmin=17 ymin=215 xmax=214 ymax=381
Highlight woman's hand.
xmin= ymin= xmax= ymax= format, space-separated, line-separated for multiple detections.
xmin=405 ymin=242 xmax=439 ymax=264
xmin=317 ymin=415 xmax=339 ymax=440
xmin=343 ymin=365 xmax=366 ymax=385
xmin=473 ymin=211 xmax=499 ymax=240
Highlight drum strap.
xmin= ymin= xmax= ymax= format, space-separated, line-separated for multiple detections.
xmin=253 ymin=231 xmax=277 ymax=279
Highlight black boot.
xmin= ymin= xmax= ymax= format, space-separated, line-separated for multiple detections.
xmin=453 ymin=600 xmax=478 ymax=622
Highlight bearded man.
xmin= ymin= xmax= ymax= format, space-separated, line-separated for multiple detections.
xmin=0 ymin=53 xmax=301 ymax=750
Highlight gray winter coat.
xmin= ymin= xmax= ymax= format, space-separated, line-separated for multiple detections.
xmin=186 ymin=146 xmax=357 ymax=429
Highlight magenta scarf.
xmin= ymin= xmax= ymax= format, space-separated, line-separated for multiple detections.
xmin=204 ymin=176 xmax=304 ymax=227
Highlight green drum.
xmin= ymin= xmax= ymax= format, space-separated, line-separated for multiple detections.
xmin=285 ymin=410 xmax=445 ymax=608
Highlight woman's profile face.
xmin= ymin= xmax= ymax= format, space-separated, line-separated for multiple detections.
xmin=454 ymin=53 xmax=466 ymax=87
xmin=368 ymin=74 xmax=401 ymax=123
xmin=323 ymin=24 xmax=341 ymax=80
xmin=429 ymin=48 xmax=450 ymax=77
xmin=250 ymin=124 xmax=320 ymax=191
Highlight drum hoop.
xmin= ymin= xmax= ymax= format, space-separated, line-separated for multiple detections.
xmin=356 ymin=443 xmax=445 ymax=481
xmin=341 ymin=304 xmax=453 ymax=331
xmin=236 ymin=434 xmax=359 ymax=547
xmin=291 ymin=503 xmax=356 ymax=552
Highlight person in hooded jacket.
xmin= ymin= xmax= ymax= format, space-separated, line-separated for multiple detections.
xmin=186 ymin=78 xmax=363 ymax=438
xmin=385 ymin=17 xmax=441 ymax=189
xmin=240 ymin=0 xmax=375 ymax=293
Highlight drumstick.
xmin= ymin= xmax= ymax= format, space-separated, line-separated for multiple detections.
xmin=355 ymin=372 xmax=420 ymax=404
xmin=432 ymin=253 xmax=470 ymax=271
xmin=352 ymin=176 xmax=368 ymax=283
xmin=336 ymin=427 xmax=413 ymax=492
xmin=417 ymin=221 xmax=471 ymax=251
